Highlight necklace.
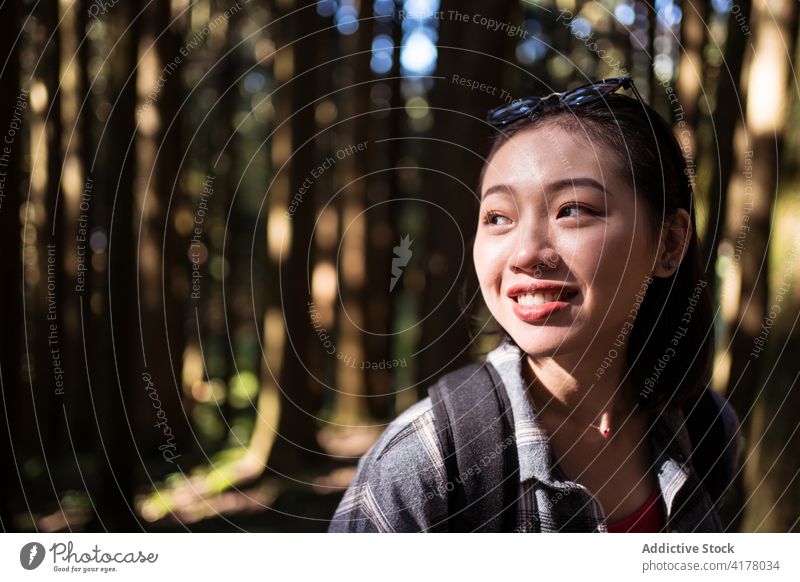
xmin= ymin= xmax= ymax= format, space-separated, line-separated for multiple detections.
xmin=589 ymin=413 xmax=613 ymax=439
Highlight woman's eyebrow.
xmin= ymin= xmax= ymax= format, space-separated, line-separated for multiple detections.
xmin=481 ymin=184 xmax=516 ymax=200
xmin=481 ymin=177 xmax=613 ymax=200
xmin=545 ymin=177 xmax=615 ymax=198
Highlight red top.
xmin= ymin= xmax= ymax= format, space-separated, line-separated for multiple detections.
xmin=607 ymin=487 xmax=665 ymax=533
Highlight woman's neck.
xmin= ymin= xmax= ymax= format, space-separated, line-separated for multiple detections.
xmin=523 ymin=352 xmax=637 ymax=438
xmin=521 ymin=350 xmax=656 ymax=516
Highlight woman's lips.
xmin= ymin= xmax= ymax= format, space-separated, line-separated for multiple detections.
xmin=510 ymin=290 xmax=577 ymax=322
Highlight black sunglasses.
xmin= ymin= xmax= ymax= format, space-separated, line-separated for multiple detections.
xmin=486 ymin=77 xmax=643 ymax=128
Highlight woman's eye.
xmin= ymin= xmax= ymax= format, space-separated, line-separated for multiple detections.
xmin=557 ymin=203 xmax=595 ymax=219
xmin=483 ymin=212 xmax=512 ymax=226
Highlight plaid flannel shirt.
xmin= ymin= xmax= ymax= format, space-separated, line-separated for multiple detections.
xmin=328 ymin=339 xmax=741 ymax=533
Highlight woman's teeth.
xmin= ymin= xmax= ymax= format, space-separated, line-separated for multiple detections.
xmin=516 ymin=291 xmax=574 ymax=306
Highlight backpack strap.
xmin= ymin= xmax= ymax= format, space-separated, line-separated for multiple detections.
xmin=683 ymin=386 xmax=740 ymax=507
xmin=428 ymin=361 xmax=519 ymax=532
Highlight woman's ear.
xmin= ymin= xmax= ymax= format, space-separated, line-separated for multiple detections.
xmin=652 ymin=208 xmax=692 ymax=278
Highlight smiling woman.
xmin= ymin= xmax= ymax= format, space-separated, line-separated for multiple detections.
xmin=328 ymin=78 xmax=741 ymax=533
xmin=475 ymin=79 xmax=711 ymax=417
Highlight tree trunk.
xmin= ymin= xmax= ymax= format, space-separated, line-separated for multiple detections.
xmin=330 ymin=1 xmax=373 ymax=425
xmin=134 ymin=0 xmax=190 ymax=462
xmin=363 ymin=4 xmax=401 ymax=420
xmin=88 ymin=0 xmax=143 ymax=531
xmin=646 ymin=2 xmax=657 ymax=104
xmin=676 ymin=0 xmax=709 ymax=172
xmin=26 ymin=0 xmax=65 ymax=520
xmin=417 ymin=0 xmax=516 ymax=391
xmin=0 ymin=0 xmax=23 ymax=531
xmin=703 ymin=0 xmax=752 ymax=283
xmin=262 ymin=0 xmax=326 ymax=476
xmin=724 ymin=0 xmax=798 ymax=532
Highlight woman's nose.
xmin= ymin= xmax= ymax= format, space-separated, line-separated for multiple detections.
xmin=508 ymin=229 xmax=559 ymax=274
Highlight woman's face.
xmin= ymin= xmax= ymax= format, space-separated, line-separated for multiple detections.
xmin=473 ymin=122 xmax=660 ymax=358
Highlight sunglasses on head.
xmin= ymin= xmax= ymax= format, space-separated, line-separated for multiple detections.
xmin=486 ymin=76 xmax=644 ymax=128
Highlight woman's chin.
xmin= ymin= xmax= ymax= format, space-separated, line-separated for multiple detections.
xmin=505 ymin=329 xmax=577 ymax=357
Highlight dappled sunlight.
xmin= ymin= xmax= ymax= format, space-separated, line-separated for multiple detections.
xmin=137 ymin=447 xmax=273 ymax=523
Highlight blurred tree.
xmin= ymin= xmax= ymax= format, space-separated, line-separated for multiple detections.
xmin=307 ymin=6 xmax=338 ymax=414
xmin=363 ymin=3 xmax=402 ymax=421
xmin=417 ymin=0 xmax=517 ymax=391
xmin=646 ymin=1 xmax=657 ymax=103
xmin=90 ymin=0 xmax=143 ymax=530
xmin=261 ymin=0 xmax=325 ymax=477
xmin=59 ymin=0 xmax=94 ymax=458
xmin=25 ymin=0 xmax=66 ymax=521
xmin=703 ymin=0 xmax=752 ymax=284
xmin=0 ymin=0 xmax=23 ymax=531
xmin=676 ymin=0 xmax=709 ymax=167
xmin=331 ymin=0 xmax=373 ymax=425
xmin=725 ymin=0 xmax=799 ymax=532
xmin=134 ymin=0 xmax=190 ymax=457
xmin=216 ymin=0 xmax=242 ymax=439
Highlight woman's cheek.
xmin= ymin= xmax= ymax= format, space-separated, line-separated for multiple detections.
xmin=474 ymin=234 xmax=510 ymax=280
xmin=559 ymin=227 xmax=602 ymax=253
xmin=572 ymin=230 xmax=614 ymax=271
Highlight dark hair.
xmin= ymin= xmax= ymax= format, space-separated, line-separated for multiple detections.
xmin=463 ymin=92 xmax=714 ymax=413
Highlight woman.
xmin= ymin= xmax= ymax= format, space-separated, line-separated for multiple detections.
xmin=328 ymin=78 xmax=741 ymax=533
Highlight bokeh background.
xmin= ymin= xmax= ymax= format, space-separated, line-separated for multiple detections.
xmin=0 ymin=0 xmax=798 ymax=532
